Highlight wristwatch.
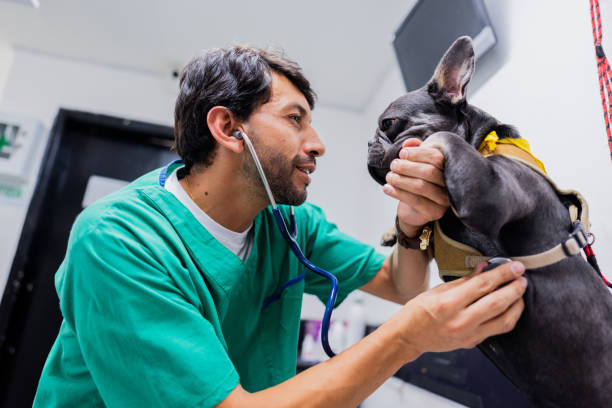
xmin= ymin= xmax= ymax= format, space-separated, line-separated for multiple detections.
xmin=395 ymin=217 xmax=433 ymax=251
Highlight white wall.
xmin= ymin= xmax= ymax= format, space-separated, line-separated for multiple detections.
xmin=0 ymin=42 xmax=13 ymax=100
xmin=0 ymin=48 xmax=176 ymax=128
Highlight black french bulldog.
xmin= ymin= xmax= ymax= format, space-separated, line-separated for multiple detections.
xmin=367 ymin=36 xmax=612 ymax=408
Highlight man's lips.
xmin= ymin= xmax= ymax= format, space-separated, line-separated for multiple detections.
xmin=295 ymin=163 xmax=315 ymax=175
xmin=295 ymin=162 xmax=315 ymax=184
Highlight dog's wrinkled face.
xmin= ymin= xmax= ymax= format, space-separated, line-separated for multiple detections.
xmin=367 ymin=36 xmax=476 ymax=185
xmin=367 ymin=90 xmax=466 ymax=185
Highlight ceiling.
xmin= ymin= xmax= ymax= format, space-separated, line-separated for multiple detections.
xmin=0 ymin=0 xmax=415 ymax=112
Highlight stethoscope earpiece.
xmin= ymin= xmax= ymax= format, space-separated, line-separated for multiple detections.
xmin=232 ymin=130 xmax=243 ymax=140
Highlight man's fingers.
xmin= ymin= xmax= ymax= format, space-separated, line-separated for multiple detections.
xmin=402 ymin=138 xmax=422 ymax=148
xmin=466 ymin=276 xmax=528 ymax=325
xmin=457 ymin=262 xmax=526 ymax=307
xmin=383 ymin=183 xmax=448 ymax=220
xmin=399 ymin=146 xmax=445 ymax=170
xmin=389 ymin=159 xmax=446 ymax=188
xmin=473 ymin=298 xmax=525 ymax=342
xmin=386 ymin=173 xmax=450 ymax=207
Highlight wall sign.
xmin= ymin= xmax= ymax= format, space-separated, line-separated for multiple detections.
xmin=0 ymin=113 xmax=44 ymax=183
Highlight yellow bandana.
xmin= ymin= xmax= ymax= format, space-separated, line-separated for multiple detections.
xmin=477 ymin=131 xmax=547 ymax=173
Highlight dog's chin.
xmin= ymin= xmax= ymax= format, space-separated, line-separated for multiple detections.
xmin=367 ymin=139 xmax=407 ymax=186
xmin=368 ymin=165 xmax=387 ymax=186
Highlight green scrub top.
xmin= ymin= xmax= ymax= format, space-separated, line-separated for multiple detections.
xmin=34 ymin=163 xmax=385 ymax=407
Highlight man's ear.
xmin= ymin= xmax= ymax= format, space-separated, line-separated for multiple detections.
xmin=207 ymin=106 xmax=244 ymax=153
xmin=427 ymin=36 xmax=475 ymax=105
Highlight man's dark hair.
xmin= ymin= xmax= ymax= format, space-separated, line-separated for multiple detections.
xmin=173 ymin=46 xmax=316 ymax=172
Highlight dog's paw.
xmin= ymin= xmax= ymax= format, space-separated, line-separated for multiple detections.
xmin=421 ymin=131 xmax=455 ymax=156
xmin=380 ymin=224 xmax=397 ymax=247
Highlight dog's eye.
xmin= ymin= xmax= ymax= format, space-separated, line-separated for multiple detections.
xmin=380 ymin=118 xmax=394 ymax=132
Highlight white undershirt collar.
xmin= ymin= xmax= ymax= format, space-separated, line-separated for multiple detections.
xmin=164 ymin=167 xmax=253 ymax=261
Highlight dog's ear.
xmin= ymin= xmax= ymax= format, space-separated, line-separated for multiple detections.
xmin=428 ymin=36 xmax=475 ymax=105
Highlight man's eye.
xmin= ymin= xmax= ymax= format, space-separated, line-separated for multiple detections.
xmin=289 ymin=114 xmax=301 ymax=122
xmin=380 ymin=119 xmax=394 ymax=131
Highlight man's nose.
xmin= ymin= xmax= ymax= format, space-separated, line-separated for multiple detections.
xmin=304 ymin=127 xmax=326 ymax=157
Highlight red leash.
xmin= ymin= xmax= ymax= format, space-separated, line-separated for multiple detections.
xmin=588 ymin=1 xmax=612 ymax=287
xmin=584 ymin=240 xmax=610 ymax=287
xmin=590 ymin=0 xmax=612 ymax=160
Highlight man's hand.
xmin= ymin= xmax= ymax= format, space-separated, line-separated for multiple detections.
xmin=218 ymin=263 xmax=527 ymax=408
xmin=395 ymin=261 xmax=527 ymax=356
xmin=382 ymin=138 xmax=450 ymax=237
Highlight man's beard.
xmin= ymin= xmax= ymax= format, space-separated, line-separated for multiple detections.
xmin=241 ymin=144 xmax=313 ymax=206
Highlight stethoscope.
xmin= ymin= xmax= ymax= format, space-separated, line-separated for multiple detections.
xmin=159 ymin=131 xmax=339 ymax=358
xmin=233 ymin=130 xmax=338 ymax=358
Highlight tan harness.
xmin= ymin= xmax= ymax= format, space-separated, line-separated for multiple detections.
xmin=434 ymin=132 xmax=591 ymax=280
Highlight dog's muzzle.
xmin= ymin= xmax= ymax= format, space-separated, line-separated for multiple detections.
xmin=367 ymin=134 xmax=405 ymax=186
xmin=367 ymin=140 xmax=388 ymax=185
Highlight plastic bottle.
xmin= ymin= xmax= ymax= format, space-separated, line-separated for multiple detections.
xmin=301 ymin=320 xmax=323 ymax=361
xmin=301 ymin=331 xmax=316 ymax=361
xmin=329 ymin=320 xmax=347 ymax=352
xmin=345 ymin=296 xmax=366 ymax=347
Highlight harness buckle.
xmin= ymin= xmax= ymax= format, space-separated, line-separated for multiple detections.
xmin=587 ymin=232 xmax=596 ymax=246
xmin=564 ymin=221 xmax=588 ymax=255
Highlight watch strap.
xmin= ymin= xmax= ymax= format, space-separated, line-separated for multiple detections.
xmin=395 ymin=217 xmax=433 ymax=251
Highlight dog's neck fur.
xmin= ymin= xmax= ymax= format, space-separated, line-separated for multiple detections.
xmin=459 ymin=103 xmax=520 ymax=149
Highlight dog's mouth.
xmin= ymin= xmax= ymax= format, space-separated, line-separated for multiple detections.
xmin=367 ymin=163 xmax=387 ymax=186
xmin=367 ymin=130 xmax=406 ymax=185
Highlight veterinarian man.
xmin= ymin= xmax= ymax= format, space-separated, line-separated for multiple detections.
xmin=33 ymin=46 xmax=528 ymax=407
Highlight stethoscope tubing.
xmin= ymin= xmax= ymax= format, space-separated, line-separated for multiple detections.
xmin=271 ymin=208 xmax=338 ymax=358
xmin=234 ymin=130 xmax=278 ymax=209
xmin=235 ymin=130 xmax=339 ymax=358
xmin=160 ymin=132 xmax=341 ymax=358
